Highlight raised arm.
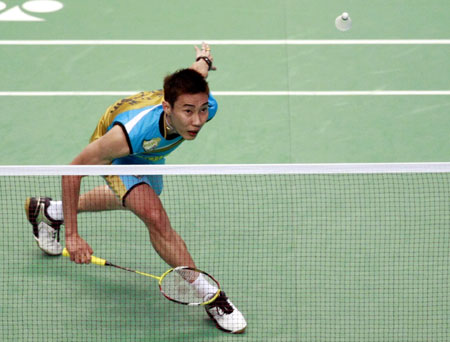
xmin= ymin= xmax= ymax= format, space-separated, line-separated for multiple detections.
xmin=190 ymin=42 xmax=216 ymax=78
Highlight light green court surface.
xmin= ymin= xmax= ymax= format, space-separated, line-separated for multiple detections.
xmin=2 ymin=173 xmax=449 ymax=342
xmin=0 ymin=1 xmax=449 ymax=341
xmin=0 ymin=1 xmax=449 ymax=164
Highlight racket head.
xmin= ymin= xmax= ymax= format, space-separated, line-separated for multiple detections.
xmin=158 ymin=266 xmax=221 ymax=306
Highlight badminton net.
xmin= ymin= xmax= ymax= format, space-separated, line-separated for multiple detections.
xmin=0 ymin=163 xmax=449 ymax=342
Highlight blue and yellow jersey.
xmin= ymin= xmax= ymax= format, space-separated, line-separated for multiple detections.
xmin=90 ymin=90 xmax=218 ymax=165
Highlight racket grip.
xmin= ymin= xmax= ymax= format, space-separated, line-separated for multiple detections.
xmin=62 ymin=248 xmax=107 ymax=266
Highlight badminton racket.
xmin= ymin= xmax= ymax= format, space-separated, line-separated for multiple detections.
xmin=62 ymin=248 xmax=221 ymax=306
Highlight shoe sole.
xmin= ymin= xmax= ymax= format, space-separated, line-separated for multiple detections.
xmin=32 ymin=235 xmax=62 ymax=256
xmin=24 ymin=197 xmax=34 ymax=224
xmin=25 ymin=197 xmax=39 ymax=235
xmin=205 ymin=309 xmax=247 ymax=334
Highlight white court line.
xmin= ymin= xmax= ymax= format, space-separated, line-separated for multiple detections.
xmin=0 ymin=91 xmax=449 ymax=96
xmin=1 ymin=40 xmax=450 ymax=45
xmin=2 ymin=40 xmax=448 ymax=96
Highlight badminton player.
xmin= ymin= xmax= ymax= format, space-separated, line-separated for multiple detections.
xmin=25 ymin=43 xmax=247 ymax=334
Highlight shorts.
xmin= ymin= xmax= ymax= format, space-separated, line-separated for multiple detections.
xmin=103 ymin=174 xmax=163 ymax=205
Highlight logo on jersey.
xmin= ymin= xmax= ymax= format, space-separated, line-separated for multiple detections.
xmin=142 ymin=138 xmax=161 ymax=152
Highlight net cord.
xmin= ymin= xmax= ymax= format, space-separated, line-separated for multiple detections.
xmin=0 ymin=163 xmax=449 ymax=176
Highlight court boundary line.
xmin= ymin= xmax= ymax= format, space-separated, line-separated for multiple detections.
xmin=1 ymin=39 xmax=450 ymax=45
xmin=1 ymin=91 xmax=449 ymax=96
xmin=2 ymin=40 xmax=448 ymax=96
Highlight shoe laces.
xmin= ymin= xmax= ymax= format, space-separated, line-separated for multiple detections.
xmin=207 ymin=292 xmax=234 ymax=316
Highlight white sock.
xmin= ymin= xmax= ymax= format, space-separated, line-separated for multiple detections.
xmin=191 ymin=273 xmax=219 ymax=299
xmin=47 ymin=201 xmax=64 ymax=221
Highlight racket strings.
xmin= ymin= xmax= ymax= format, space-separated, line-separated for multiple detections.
xmin=160 ymin=269 xmax=219 ymax=305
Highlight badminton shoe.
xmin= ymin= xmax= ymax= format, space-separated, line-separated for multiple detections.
xmin=205 ymin=291 xmax=247 ymax=334
xmin=25 ymin=197 xmax=63 ymax=256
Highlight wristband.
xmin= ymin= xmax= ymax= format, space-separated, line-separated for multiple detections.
xmin=196 ymin=56 xmax=213 ymax=71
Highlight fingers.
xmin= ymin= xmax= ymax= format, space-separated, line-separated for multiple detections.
xmin=202 ymin=42 xmax=211 ymax=54
xmin=67 ymin=241 xmax=94 ymax=264
xmin=203 ymin=43 xmax=212 ymax=58
xmin=71 ymin=249 xmax=93 ymax=264
xmin=195 ymin=42 xmax=212 ymax=58
xmin=194 ymin=42 xmax=216 ymax=71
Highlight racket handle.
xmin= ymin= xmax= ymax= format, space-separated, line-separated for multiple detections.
xmin=62 ymin=248 xmax=107 ymax=266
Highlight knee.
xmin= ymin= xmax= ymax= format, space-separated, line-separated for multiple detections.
xmin=142 ymin=208 xmax=169 ymax=234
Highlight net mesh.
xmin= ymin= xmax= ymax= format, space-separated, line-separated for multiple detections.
xmin=0 ymin=164 xmax=449 ymax=341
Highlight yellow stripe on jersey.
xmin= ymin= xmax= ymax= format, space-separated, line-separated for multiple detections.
xmin=103 ymin=175 xmax=128 ymax=201
xmin=90 ymin=90 xmax=164 ymax=143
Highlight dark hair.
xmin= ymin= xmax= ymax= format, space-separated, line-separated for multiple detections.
xmin=163 ymin=68 xmax=209 ymax=106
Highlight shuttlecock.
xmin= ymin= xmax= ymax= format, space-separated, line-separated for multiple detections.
xmin=335 ymin=12 xmax=352 ymax=31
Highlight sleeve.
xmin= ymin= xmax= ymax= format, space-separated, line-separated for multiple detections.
xmin=110 ymin=106 xmax=159 ymax=155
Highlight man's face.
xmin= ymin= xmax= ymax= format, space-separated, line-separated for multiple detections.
xmin=163 ymin=93 xmax=209 ymax=140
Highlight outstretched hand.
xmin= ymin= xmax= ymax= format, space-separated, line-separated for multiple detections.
xmin=192 ymin=42 xmax=216 ymax=77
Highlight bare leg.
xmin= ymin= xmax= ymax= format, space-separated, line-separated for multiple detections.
xmin=74 ymin=184 xmax=193 ymax=268
xmin=124 ymin=183 xmax=196 ymax=269
xmin=78 ymin=185 xmax=123 ymax=212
